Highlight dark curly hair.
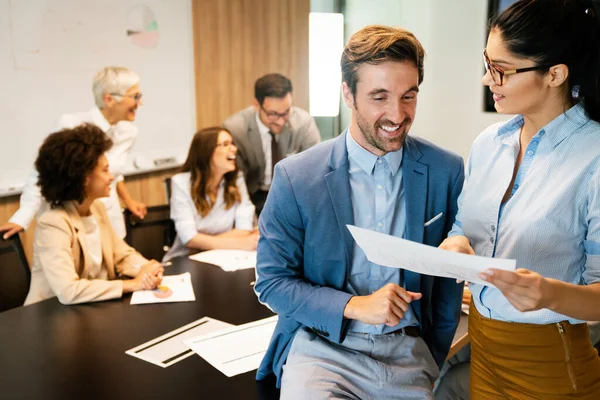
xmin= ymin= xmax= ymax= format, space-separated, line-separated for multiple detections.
xmin=35 ymin=123 xmax=113 ymax=207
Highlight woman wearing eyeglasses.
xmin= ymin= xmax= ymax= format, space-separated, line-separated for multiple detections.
xmin=162 ymin=127 xmax=258 ymax=262
xmin=440 ymin=0 xmax=600 ymax=398
xmin=0 ymin=66 xmax=146 ymax=240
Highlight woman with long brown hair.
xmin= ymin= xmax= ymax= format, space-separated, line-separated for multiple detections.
xmin=163 ymin=127 xmax=258 ymax=261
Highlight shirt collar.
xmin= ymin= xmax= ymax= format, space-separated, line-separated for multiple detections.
xmin=91 ymin=106 xmax=111 ymax=133
xmin=495 ymin=103 xmax=590 ymax=147
xmin=255 ymin=112 xmax=270 ymax=138
xmin=346 ymin=128 xmax=403 ymax=176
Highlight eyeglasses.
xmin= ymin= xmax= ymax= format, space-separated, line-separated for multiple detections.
xmin=110 ymin=92 xmax=143 ymax=103
xmin=260 ymin=105 xmax=291 ymax=121
xmin=215 ymin=140 xmax=237 ymax=148
xmin=483 ymin=49 xmax=553 ymax=87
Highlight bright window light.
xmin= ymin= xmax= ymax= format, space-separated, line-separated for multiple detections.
xmin=309 ymin=12 xmax=344 ymax=117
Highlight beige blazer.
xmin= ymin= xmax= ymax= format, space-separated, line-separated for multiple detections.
xmin=24 ymin=200 xmax=147 ymax=305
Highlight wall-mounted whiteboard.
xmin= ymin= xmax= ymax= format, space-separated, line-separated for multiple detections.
xmin=0 ymin=0 xmax=196 ymax=197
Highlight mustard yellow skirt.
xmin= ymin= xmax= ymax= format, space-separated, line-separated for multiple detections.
xmin=469 ymin=302 xmax=600 ymax=399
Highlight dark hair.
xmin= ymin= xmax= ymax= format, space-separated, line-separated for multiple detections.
xmin=35 ymin=123 xmax=112 ymax=206
xmin=254 ymin=73 xmax=293 ymax=105
xmin=180 ymin=127 xmax=241 ymax=217
xmin=492 ymin=0 xmax=600 ymax=121
xmin=341 ymin=25 xmax=425 ymax=99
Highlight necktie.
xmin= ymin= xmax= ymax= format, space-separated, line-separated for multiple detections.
xmin=269 ymin=131 xmax=281 ymax=173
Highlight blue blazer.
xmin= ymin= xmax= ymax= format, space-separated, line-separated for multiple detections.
xmin=254 ymin=131 xmax=465 ymax=387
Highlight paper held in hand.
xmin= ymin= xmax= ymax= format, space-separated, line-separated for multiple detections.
xmin=346 ymin=225 xmax=516 ymax=287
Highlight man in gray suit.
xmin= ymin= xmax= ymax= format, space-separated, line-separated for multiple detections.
xmin=223 ymin=73 xmax=320 ymax=215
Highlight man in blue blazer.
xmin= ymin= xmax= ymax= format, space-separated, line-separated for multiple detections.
xmin=255 ymin=25 xmax=465 ymax=399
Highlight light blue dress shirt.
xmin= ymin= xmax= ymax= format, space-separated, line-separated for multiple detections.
xmin=450 ymin=103 xmax=600 ymax=324
xmin=345 ymin=130 xmax=418 ymax=333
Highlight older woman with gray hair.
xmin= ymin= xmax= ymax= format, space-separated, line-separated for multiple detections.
xmin=0 ymin=66 xmax=146 ymax=239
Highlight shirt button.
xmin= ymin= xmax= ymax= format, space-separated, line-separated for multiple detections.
xmin=491 ymin=225 xmax=496 ymax=232
xmin=526 ymin=150 xmax=534 ymax=156
xmin=539 ymin=131 xmax=545 ymax=136
xmin=514 ymin=184 xmax=519 ymax=189
xmin=489 ymin=237 xmax=494 ymax=244
xmin=377 ymin=184 xmax=383 ymax=190
xmin=378 ymin=159 xmax=383 ymax=164
xmin=377 ymin=222 xmax=383 ymax=228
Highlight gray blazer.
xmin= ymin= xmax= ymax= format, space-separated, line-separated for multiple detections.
xmin=223 ymin=106 xmax=320 ymax=195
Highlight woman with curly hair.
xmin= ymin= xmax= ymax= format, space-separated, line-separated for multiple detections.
xmin=1 ymin=66 xmax=146 ymax=240
xmin=163 ymin=127 xmax=258 ymax=261
xmin=24 ymin=123 xmax=163 ymax=305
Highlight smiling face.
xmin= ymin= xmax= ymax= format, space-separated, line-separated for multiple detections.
xmin=483 ymin=29 xmax=552 ymax=116
xmin=255 ymin=93 xmax=292 ymax=134
xmin=210 ymin=130 xmax=238 ymax=176
xmin=84 ymin=154 xmax=114 ymax=201
xmin=103 ymin=84 xmax=142 ymax=123
xmin=343 ymin=60 xmax=419 ymax=156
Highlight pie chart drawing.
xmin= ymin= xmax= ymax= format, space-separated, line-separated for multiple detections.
xmin=126 ymin=5 xmax=159 ymax=49
xmin=153 ymin=285 xmax=173 ymax=299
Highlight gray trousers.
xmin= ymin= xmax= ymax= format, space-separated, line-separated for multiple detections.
xmin=280 ymin=328 xmax=439 ymax=400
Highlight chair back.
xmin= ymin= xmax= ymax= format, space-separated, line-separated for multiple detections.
xmin=124 ymin=205 xmax=176 ymax=261
xmin=0 ymin=235 xmax=31 ymax=312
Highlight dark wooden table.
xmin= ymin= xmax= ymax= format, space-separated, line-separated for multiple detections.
xmin=0 ymin=256 xmax=469 ymax=400
xmin=0 ymin=257 xmax=279 ymax=400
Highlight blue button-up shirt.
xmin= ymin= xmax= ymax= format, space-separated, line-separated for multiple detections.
xmin=450 ymin=103 xmax=600 ymax=324
xmin=345 ymin=130 xmax=418 ymax=333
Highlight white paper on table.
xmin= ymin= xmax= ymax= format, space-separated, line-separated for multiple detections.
xmin=130 ymin=272 xmax=196 ymax=304
xmin=189 ymin=249 xmax=257 ymax=271
xmin=125 ymin=317 xmax=234 ymax=367
xmin=183 ymin=315 xmax=278 ymax=377
xmin=347 ymin=225 xmax=516 ymax=287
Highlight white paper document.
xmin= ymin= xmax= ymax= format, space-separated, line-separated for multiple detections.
xmin=184 ymin=315 xmax=278 ymax=377
xmin=130 ymin=272 xmax=196 ymax=304
xmin=189 ymin=249 xmax=257 ymax=271
xmin=125 ymin=317 xmax=234 ymax=367
xmin=347 ymin=225 xmax=516 ymax=287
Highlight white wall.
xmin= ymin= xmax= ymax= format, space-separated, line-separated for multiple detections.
xmin=341 ymin=0 xmax=509 ymax=159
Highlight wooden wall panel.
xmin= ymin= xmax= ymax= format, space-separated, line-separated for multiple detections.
xmin=0 ymin=0 xmax=310 ymax=262
xmin=192 ymin=0 xmax=310 ymax=127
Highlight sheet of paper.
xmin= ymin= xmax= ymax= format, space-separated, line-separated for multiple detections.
xmin=130 ymin=272 xmax=196 ymax=304
xmin=347 ymin=225 xmax=516 ymax=287
xmin=189 ymin=249 xmax=257 ymax=271
xmin=125 ymin=317 xmax=234 ymax=367
xmin=183 ymin=315 xmax=278 ymax=377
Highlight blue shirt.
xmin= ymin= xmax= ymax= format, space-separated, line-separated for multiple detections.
xmin=450 ymin=103 xmax=600 ymax=324
xmin=345 ymin=130 xmax=418 ymax=333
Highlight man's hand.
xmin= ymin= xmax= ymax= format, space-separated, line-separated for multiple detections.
xmin=343 ymin=283 xmax=422 ymax=326
xmin=126 ymin=199 xmax=147 ymax=219
xmin=0 ymin=222 xmax=23 ymax=240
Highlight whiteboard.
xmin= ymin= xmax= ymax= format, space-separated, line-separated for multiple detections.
xmin=0 ymin=0 xmax=196 ymax=197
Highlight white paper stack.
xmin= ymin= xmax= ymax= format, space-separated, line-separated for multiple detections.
xmin=130 ymin=272 xmax=196 ymax=304
xmin=184 ymin=315 xmax=278 ymax=377
xmin=125 ymin=317 xmax=233 ymax=367
xmin=189 ymin=249 xmax=257 ymax=271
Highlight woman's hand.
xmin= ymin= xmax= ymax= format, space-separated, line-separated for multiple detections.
xmin=479 ymin=268 xmax=553 ymax=312
xmin=439 ymin=235 xmax=475 ymax=255
xmin=237 ymin=230 xmax=260 ymax=251
xmin=128 ymin=261 xmax=164 ymax=292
